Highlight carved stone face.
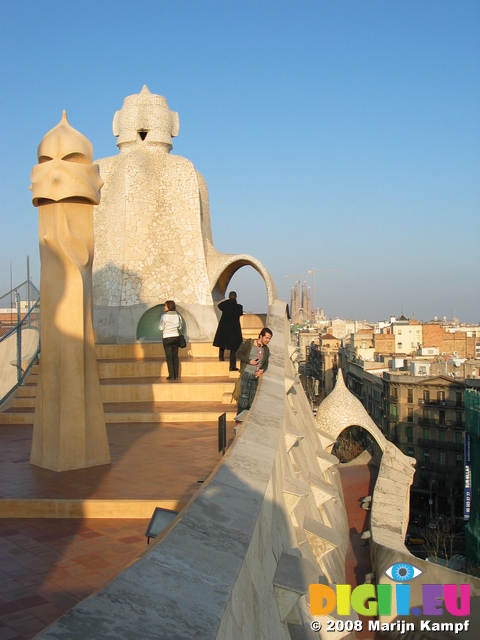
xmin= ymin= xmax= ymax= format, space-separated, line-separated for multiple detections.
xmin=31 ymin=112 xmax=103 ymax=206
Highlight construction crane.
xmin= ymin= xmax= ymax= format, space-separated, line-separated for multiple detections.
xmin=285 ymin=269 xmax=340 ymax=315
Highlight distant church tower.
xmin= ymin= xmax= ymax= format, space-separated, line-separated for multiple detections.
xmin=290 ymin=280 xmax=313 ymax=324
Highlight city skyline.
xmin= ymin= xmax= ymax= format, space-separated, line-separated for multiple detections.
xmin=1 ymin=1 xmax=478 ymax=322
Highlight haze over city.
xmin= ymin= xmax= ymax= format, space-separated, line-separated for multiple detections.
xmin=1 ymin=1 xmax=478 ymax=322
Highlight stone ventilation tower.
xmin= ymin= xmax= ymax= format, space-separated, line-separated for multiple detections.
xmin=93 ymin=86 xmax=277 ymax=343
xmin=30 ymin=112 xmax=110 ymax=472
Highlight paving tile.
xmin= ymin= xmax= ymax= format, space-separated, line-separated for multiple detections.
xmin=0 ymin=606 xmax=20 ymax=619
xmin=0 ymin=408 xmax=372 ymax=638
xmin=0 ymin=583 xmax=24 ymax=597
xmin=7 ymin=616 xmax=46 ymax=637
xmin=0 ymin=609 xmax=33 ymax=627
xmin=0 ymin=626 xmax=24 ymax=640
xmin=338 ymin=463 xmax=378 ymax=640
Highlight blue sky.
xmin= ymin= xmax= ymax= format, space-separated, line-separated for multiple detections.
xmin=1 ymin=1 xmax=479 ymax=322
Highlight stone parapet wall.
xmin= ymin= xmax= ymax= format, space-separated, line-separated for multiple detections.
xmin=36 ymin=300 xmax=352 ymax=639
xmin=370 ymin=446 xmax=480 ymax=636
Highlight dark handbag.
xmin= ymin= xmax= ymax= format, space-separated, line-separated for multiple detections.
xmin=178 ymin=332 xmax=187 ymax=348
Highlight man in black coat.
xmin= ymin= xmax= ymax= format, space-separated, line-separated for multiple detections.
xmin=213 ymin=291 xmax=243 ymax=371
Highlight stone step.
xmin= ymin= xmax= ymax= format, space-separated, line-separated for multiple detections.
xmin=0 ymin=410 xmax=34 ymax=425
xmin=103 ymin=401 xmax=237 ymax=423
xmin=96 ymin=359 xmax=239 ymax=378
xmin=94 ymin=342 xmax=213 ymax=360
xmin=94 ymin=341 xmax=241 ymax=360
xmin=93 ymin=332 xmax=264 ymax=361
xmin=0 ymin=340 xmax=244 ymax=427
xmin=104 ymin=380 xmax=235 ymax=403
xmin=12 ymin=378 xmax=236 ymax=404
xmin=24 ymin=359 xmax=238 ymax=383
xmin=0 ymin=401 xmax=237 ymax=425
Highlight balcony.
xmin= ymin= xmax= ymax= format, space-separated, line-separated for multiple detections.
xmin=422 ymin=461 xmax=464 ymax=474
xmin=418 ymin=398 xmax=464 ymax=409
xmin=417 ymin=417 xmax=464 ymax=429
xmin=417 ymin=438 xmax=463 ymax=451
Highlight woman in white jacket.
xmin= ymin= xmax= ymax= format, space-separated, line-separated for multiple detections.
xmin=159 ymin=300 xmax=182 ymax=381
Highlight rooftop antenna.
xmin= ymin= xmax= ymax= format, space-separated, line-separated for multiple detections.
xmin=10 ymin=258 xmax=13 ymax=324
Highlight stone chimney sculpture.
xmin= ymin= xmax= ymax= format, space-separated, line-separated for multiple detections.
xmin=30 ymin=112 xmax=110 ymax=471
xmin=93 ymin=86 xmax=277 ymax=343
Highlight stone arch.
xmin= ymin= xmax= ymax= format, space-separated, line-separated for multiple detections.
xmin=136 ymin=304 xmax=186 ymax=341
xmin=315 ymin=370 xmax=389 ymax=453
xmin=209 ymin=254 xmax=277 ymax=306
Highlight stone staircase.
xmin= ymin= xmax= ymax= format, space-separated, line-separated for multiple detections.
xmin=0 ymin=315 xmax=265 ymax=427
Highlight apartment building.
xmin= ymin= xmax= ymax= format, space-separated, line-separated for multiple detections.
xmin=423 ymin=323 xmax=477 ymax=359
xmin=392 ymin=315 xmax=422 ymax=355
xmin=319 ymin=333 xmax=340 ymax=396
xmin=383 ymin=372 xmax=466 ymax=520
xmin=303 ymin=333 xmax=340 ymax=399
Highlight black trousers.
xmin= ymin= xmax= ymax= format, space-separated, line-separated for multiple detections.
xmin=219 ymin=348 xmax=237 ymax=369
xmin=163 ymin=337 xmax=180 ymax=378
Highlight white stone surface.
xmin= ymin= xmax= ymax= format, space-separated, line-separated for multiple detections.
xmin=92 ymin=87 xmax=277 ymax=342
xmin=37 ymin=301 xmax=348 ymax=639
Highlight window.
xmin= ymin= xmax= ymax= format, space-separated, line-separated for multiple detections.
xmin=438 ymin=391 xmax=445 ymax=402
xmin=398 ymin=342 xmax=403 ymax=350
xmin=391 ymin=404 xmax=398 ymax=420
xmin=423 ymin=428 xmax=429 ymax=441
xmin=407 ymin=407 xmax=413 ymax=423
xmin=423 ymin=390 xmax=430 ymax=403
xmin=439 ymin=451 xmax=446 ymax=465
xmin=456 ymin=453 xmax=463 ymax=468
xmin=439 ymin=430 xmax=445 ymax=443
xmin=456 ymin=392 xmax=462 ymax=407
xmin=407 ymin=389 xmax=413 ymax=404
xmin=407 ymin=447 xmax=414 ymax=457
xmin=391 ymin=387 xmax=398 ymax=401
xmin=456 ymin=411 xmax=463 ymax=426
xmin=439 ymin=410 xmax=446 ymax=426
xmin=423 ymin=449 xmax=430 ymax=464
xmin=398 ymin=330 xmax=402 ymax=335
xmin=455 ymin=431 xmax=463 ymax=446
xmin=406 ymin=426 xmax=413 ymax=443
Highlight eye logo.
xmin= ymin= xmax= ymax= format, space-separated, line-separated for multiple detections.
xmin=385 ymin=562 xmax=423 ymax=582
xmin=310 ymin=562 xmax=470 ymax=617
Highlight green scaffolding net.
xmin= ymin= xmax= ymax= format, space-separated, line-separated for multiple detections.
xmin=465 ymin=388 xmax=480 ymax=570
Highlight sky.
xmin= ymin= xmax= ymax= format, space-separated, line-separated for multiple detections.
xmin=0 ymin=1 xmax=479 ymax=323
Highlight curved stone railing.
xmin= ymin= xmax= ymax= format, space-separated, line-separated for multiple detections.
xmin=37 ymin=300 xmax=353 ymax=639
xmin=369 ymin=444 xmax=480 ymax=634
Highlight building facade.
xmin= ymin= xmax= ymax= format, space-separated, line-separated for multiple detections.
xmin=383 ymin=373 xmax=466 ymax=520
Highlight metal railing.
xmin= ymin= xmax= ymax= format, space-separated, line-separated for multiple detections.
xmin=0 ymin=280 xmax=40 ymax=405
xmin=417 ymin=437 xmax=463 ymax=451
xmin=418 ymin=398 xmax=464 ymax=409
xmin=418 ymin=417 xmax=464 ymax=429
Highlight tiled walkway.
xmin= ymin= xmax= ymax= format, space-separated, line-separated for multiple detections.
xmin=0 ymin=518 xmax=149 ymax=639
xmin=0 ymin=424 xmax=377 ymax=640
xmin=0 ymin=422 xmax=231 ymax=501
xmin=0 ymin=421 xmax=233 ymax=640
xmin=338 ymin=463 xmax=378 ymax=640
